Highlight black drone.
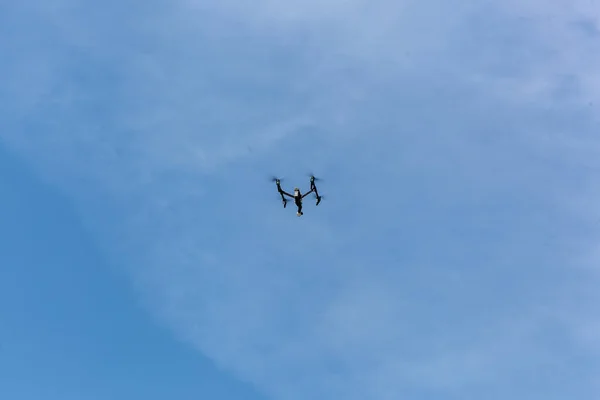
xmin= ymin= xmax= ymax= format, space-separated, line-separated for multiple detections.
xmin=272 ymin=175 xmax=323 ymax=216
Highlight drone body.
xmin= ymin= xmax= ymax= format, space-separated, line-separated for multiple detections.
xmin=273 ymin=175 xmax=322 ymax=216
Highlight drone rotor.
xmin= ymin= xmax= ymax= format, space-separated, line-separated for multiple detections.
xmin=270 ymin=176 xmax=285 ymax=185
xmin=307 ymin=173 xmax=322 ymax=183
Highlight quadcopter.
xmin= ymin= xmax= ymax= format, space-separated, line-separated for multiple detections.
xmin=272 ymin=175 xmax=323 ymax=216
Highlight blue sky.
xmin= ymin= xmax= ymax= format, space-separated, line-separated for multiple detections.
xmin=1 ymin=1 xmax=599 ymax=399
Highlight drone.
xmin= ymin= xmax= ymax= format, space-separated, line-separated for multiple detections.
xmin=272 ymin=175 xmax=323 ymax=216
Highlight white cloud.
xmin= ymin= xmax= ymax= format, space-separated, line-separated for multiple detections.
xmin=1 ymin=0 xmax=600 ymax=399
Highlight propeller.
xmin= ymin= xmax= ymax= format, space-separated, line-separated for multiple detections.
xmin=307 ymin=173 xmax=322 ymax=184
xmin=270 ymin=175 xmax=284 ymax=185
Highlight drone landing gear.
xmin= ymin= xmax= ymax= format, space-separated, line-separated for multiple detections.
xmin=310 ymin=176 xmax=322 ymax=206
xmin=274 ymin=179 xmax=289 ymax=208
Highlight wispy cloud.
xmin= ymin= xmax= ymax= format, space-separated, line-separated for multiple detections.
xmin=1 ymin=0 xmax=600 ymax=399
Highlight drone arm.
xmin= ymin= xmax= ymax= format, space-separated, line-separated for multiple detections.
xmin=278 ymin=186 xmax=294 ymax=198
xmin=302 ymin=189 xmax=314 ymax=198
